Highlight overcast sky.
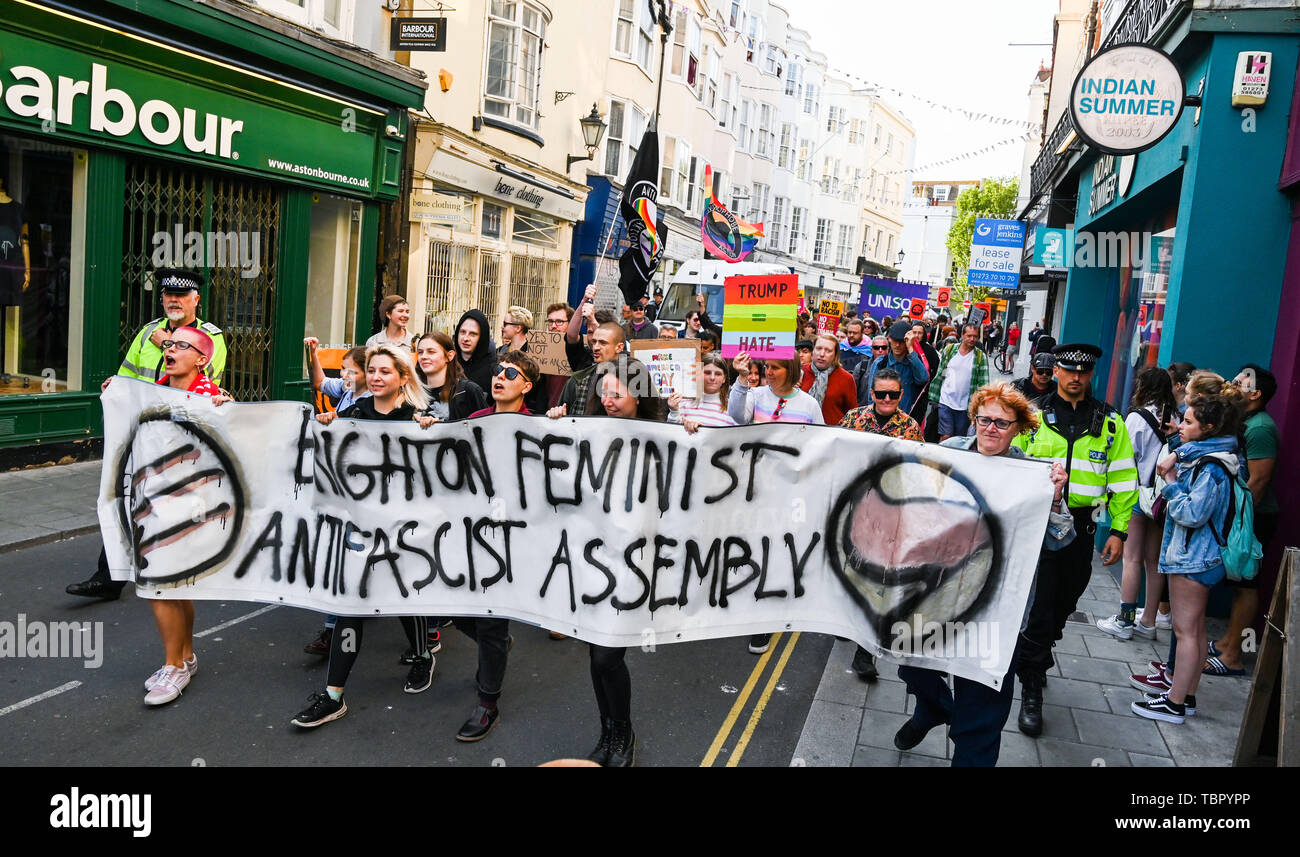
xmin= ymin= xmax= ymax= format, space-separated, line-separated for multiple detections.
xmin=787 ymin=0 xmax=1057 ymax=183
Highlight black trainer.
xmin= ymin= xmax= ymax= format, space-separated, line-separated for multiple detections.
xmin=748 ymin=634 xmax=771 ymax=654
xmin=404 ymin=655 xmax=435 ymax=694
xmin=1146 ymin=692 xmax=1196 ymax=715
xmin=291 ymin=691 xmax=347 ymax=728
xmin=456 ymin=704 xmax=500 ymax=742
xmin=1132 ymin=694 xmax=1186 ymax=724
xmin=400 ymin=630 xmax=441 ymax=664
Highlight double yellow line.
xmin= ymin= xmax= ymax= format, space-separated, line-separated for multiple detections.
xmin=700 ymin=632 xmax=801 ymax=767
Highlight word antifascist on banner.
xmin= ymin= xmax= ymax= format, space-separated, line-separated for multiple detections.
xmin=99 ymin=381 xmax=1055 ymax=688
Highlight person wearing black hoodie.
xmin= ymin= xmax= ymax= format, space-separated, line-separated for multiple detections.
xmin=455 ymin=309 xmax=497 ymax=393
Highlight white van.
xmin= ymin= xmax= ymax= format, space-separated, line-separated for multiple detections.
xmin=657 ymin=259 xmax=794 ymax=333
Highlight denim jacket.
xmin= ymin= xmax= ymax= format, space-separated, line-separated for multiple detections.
xmin=1158 ymin=436 xmax=1238 ymax=573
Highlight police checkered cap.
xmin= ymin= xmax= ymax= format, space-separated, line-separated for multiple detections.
xmin=1052 ymin=343 xmax=1103 ymax=370
xmin=154 ymin=267 xmax=204 ymax=292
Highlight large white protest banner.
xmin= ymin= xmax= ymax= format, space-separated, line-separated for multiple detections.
xmin=99 ymin=379 xmax=1054 ymax=688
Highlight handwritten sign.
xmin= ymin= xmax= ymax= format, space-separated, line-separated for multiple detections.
xmin=525 ymin=330 xmax=571 ymax=376
xmin=720 ymin=274 xmax=799 ymax=360
xmin=98 ymin=379 xmax=1055 ymax=689
xmin=629 ymin=340 xmax=701 ymax=399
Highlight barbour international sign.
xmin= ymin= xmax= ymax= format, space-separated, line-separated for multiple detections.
xmin=0 ymin=21 xmax=380 ymax=194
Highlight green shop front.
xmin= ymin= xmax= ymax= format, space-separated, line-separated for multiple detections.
xmin=0 ymin=0 xmax=425 ymax=466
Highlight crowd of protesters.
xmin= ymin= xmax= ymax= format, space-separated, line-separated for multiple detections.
xmin=70 ymin=268 xmax=1279 ymax=767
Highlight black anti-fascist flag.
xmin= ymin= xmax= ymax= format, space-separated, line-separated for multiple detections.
xmin=616 ymin=127 xmax=666 ymax=306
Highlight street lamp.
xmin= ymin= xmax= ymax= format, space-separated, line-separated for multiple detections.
xmin=567 ymin=103 xmax=608 ymax=171
xmin=896 ymin=249 xmax=906 ymax=268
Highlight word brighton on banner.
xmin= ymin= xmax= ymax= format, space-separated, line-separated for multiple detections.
xmin=98 ymin=380 xmax=1054 ymax=688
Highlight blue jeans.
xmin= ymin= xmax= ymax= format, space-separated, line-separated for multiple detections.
xmin=899 ymin=657 xmax=1017 ymax=767
xmin=937 ymin=404 xmax=971 ymax=437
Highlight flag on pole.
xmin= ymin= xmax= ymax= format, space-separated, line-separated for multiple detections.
xmin=617 ymin=126 xmax=666 ymax=306
xmin=701 ymin=164 xmax=764 ymax=263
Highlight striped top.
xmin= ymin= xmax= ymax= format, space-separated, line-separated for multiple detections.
xmin=727 ymin=382 xmax=825 ymax=425
xmin=668 ymin=393 xmax=737 ymax=428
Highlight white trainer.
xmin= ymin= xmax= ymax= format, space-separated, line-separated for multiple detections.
xmin=144 ymin=664 xmax=190 ymax=706
xmin=1096 ymin=614 xmax=1134 ymax=640
xmin=144 ymin=654 xmax=197 ymax=692
xmin=1154 ymin=610 xmax=1172 ymax=630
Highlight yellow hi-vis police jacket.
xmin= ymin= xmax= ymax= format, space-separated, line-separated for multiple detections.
xmin=1012 ymin=395 xmax=1140 ymax=535
xmin=118 ymin=317 xmax=228 ymax=386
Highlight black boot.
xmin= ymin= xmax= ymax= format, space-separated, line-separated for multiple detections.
xmin=587 ymin=717 xmax=614 ymax=766
xmin=851 ymin=647 xmax=878 ymax=682
xmin=604 ymin=720 xmax=636 ymax=767
xmin=1018 ymin=679 xmax=1044 ymax=737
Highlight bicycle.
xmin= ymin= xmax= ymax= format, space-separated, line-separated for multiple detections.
xmin=993 ymin=343 xmax=1013 ymax=375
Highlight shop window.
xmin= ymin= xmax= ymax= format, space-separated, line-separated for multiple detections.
xmin=512 ymin=210 xmax=559 ymax=248
xmin=508 ymin=255 xmax=563 ymax=320
xmin=482 ymin=201 xmax=505 ymax=240
xmin=484 ymin=0 xmax=548 ymax=129
xmin=0 ymin=135 xmax=83 ymax=397
xmin=304 ymin=193 xmax=363 ymax=347
xmin=120 ymin=158 xmax=280 ymax=402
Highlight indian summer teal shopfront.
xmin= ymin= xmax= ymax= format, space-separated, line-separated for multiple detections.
xmin=1058 ymin=13 xmax=1299 ymax=409
xmin=0 ymin=0 xmax=425 ymax=465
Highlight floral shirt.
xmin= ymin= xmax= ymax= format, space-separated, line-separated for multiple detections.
xmin=838 ymin=406 xmax=923 ymax=441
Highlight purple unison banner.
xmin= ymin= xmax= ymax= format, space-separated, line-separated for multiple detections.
xmin=858 ymin=277 xmax=930 ymax=320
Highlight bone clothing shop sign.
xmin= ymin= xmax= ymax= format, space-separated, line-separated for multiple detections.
xmin=99 ymin=381 xmax=1054 ymax=688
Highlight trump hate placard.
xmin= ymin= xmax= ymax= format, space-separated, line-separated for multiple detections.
xmin=720 ymin=274 xmax=799 ymax=359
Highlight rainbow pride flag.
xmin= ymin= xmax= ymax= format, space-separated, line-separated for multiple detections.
xmin=701 ymin=164 xmax=764 ymax=263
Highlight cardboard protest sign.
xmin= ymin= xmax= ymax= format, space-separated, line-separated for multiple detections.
xmin=967 ymin=305 xmax=987 ymax=328
xmin=908 ymin=299 xmax=927 ymax=321
xmin=629 ymin=340 xmax=701 ymax=399
xmin=975 ymin=301 xmax=992 ymax=324
xmin=720 ymin=274 xmax=798 ymax=359
xmin=935 ymin=286 xmax=951 ymax=309
xmin=524 ymin=330 xmax=571 ymax=376
xmin=816 ymin=297 xmax=845 ymax=335
xmin=99 ymin=379 xmax=1055 ymax=689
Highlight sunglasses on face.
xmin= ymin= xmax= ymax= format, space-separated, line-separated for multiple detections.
xmin=872 ymin=389 xmax=902 ymax=400
xmin=975 ymin=415 xmax=1016 ymax=430
xmin=502 ymin=321 xmax=521 ymax=329
xmin=872 ymin=345 xmax=888 ymax=351
xmin=161 ymin=340 xmax=207 ymax=357
xmin=494 ymin=365 xmax=524 ymax=381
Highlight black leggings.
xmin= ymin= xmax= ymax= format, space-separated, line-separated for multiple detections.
xmin=326 ymin=615 xmax=426 ymax=688
xmin=589 ymin=645 xmax=631 ymax=722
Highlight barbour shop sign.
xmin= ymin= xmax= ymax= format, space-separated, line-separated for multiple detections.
xmin=0 ymin=24 xmax=382 ymax=195
xmin=1 ymin=63 xmax=245 ymax=159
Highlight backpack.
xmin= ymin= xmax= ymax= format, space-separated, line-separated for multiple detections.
xmin=1192 ymin=456 xmax=1263 ymax=582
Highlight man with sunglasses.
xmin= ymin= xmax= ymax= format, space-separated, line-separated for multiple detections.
xmin=1010 ymin=343 xmax=1138 ymax=738
xmin=1015 ymin=351 xmax=1056 ymax=402
xmin=67 ymin=267 xmax=228 ymax=600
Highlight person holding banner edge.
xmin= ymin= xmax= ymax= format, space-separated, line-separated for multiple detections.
xmin=291 ymin=344 xmax=437 ymax=729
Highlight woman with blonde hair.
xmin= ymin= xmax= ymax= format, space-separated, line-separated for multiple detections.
xmin=290 ymin=343 xmax=432 ymax=728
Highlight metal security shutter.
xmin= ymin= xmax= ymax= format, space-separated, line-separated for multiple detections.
xmin=120 ymin=159 xmax=281 ymax=401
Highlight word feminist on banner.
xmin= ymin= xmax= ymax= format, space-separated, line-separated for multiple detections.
xmin=720 ymin=274 xmax=798 ymax=360
xmin=98 ymin=380 xmax=1055 ymax=688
